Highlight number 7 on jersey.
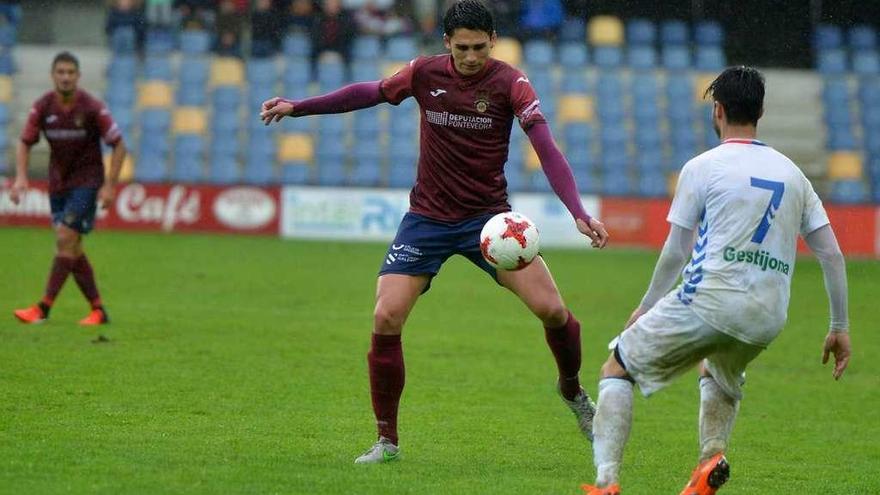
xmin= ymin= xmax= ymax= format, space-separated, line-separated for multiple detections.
xmin=750 ymin=177 xmax=785 ymax=244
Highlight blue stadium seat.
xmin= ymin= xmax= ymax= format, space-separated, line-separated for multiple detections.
xmin=211 ymin=134 xmax=239 ymax=158
xmin=558 ymin=42 xmax=589 ymax=67
xmin=827 ymin=128 xmax=857 ymax=150
xmin=0 ymin=50 xmax=12 ymax=75
xmin=849 ymin=25 xmax=877 ymax=50
xmin=817 ymin=49 xmax=848 ymax=74
xmin=352 ymin=35 xmax=382 ymax=59
xmin=527 ymin=171 xmax=553 ymax=193
xmin=283 ymin=32 xmax=311 ymax=58
xmin=596 ymin=101 xmax=625 ymax=124
xmin=814 ymin=24 xmax=843 ymax=50
xmin=106 ymin=55 xmax=137 ymax=80
xmin=567 ymin=143 xmax=594 ymax=171
xmin=563 ymin=122 xmax=594 ymax=149
xmin=825 ymin=105 xmax=852 ymax=127
xmin=661 ymin=45 xmax=691 ymax=70
xmin=317 ymin=59 xmax=347 ymax=92
xmin=144 ymin=55 xmax=173 ymax=81
xmin=638 ymin=171 xmax=667 ymax=197
xmin=559 ymin=17 xmax=586 ymax=43
xmin=350 ymin=157 xmax=383 ymax=187
xmin=388 ymin=162 xmax=417 ymax=189
xmin=173 ymin=155 xmax=205 ymax=183
xmin=112 ymin=106 xmax=133 ymax=131
xmin=694 ymin=21 xmax=724 ymax=45
xmin=695 ymin=46 xmax=726 ymax=71
xmin=633 ymin=102 xmax=660 ymax=125
xmin=247 ymin=59 xmax=277 ymax=86
xmin=560 ymin=70 xmax=589 ymax=93
xmin=0 ymin=103 xmax=8 ymax=125
xmin=281 ymin=113 xmax=312 ymax=133
xmin=177 ymin=84 xmax=207 ymax=106
xmin=251 ymin=39 xmax=277 ymax=59
xmin=351 ymin=60 xmax=380 ymax=82
xmin=576 ymin=170 xmax=600 ymax=195
xmin=602 ymin=173 xmax=633 ymax=196
xmin=145 ymin=28 xmax=174 ymax=55
xmin=106 ymin=81 xmax=136 ymax=107
xmin=853 ymin=51 xmax=880 ymax=76
xmin=244 ymin=149 xmax=276 ymax=185
xmin=316 ymin=162 xmax=347 ymax=187
xmin=593 ymin=46 xmax=623 ymax=68
xmin=858 ymin=79 xmax=880 ymax=107
xmin=209 ymin=155 xmax=240 ymax=184
xmin=213 ymin=86 xmax=242 ymax=111
xmin=626 ymin=18 xmax=656 ymax=45
xmin=505 ymin=162 xmax=524 ymax=192
xmin=660 ymin=20 xmax=689 ymax=45
xmin=318 ymin=114 xmax=347 ymax=137
xmin=249 ymin=84 xmax=276 ymax=109
xmin=671 ymin=127 xmax=697 ymax=152
xmin=109 ymin=27 xmax=136 ymax=54
xmin=180 ymin=30 xmax=211 ymax=55
xmin=284 ymin=58 xmax=312 ymax=94
xmin=862 ymin=106 xmax=880 ymax=131
xmin=174 ymin=134 xmax=205 ymax=158
xmin=635 ymin=126 xmax=662 ymax=150
xmin=140 ymin=109 xmax=171 ymax=133
xmin=668 ymin=150 xmax=693 ymax=171
xmin=822 ymin=78 xmax=850 ymax=106
xmin=386 ymin=36 xmax=418 ymax=60
xmin=600 ymin=126 xmax=628 ymax=149
xmin=134 ymin=152 xmax=167 ymax=182
xmin=627 ymin=45 xmax=657 ymax=69
xmin=281 ymin=162 xmax=311 ymax=184
xmin=830 ymin=179 xmax=868 ymax=203
xmin=179 ymin=58 xmax=209 ymax=86
xmin=631 ymin=73 xmax=659 ymax=99
xmin=636 ymin=150 xmax=664 ymax=172
xmin=524 ymin=40 xmax=555 ymax=67
xmin=666 ymin=74 xmax=694 ymax=103
xmin=596 ymin=73 xmax=624 ymax=99
xmin=354 ymin=108 xmax=382 ymax=139
xmin=212 ymin=111 xmax=241 ymax=136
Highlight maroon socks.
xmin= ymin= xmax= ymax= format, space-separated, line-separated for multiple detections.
xmin=42 ymin=255 xmax=103 ymax=311
xmin=43 ymin=256 xmax=76 ymax=306
xmin=71 ymin=255 xmax=102 ymax=309
xmin=367 ymin=333 xmax=405 ymax=446
xmin=545 ymin=310 xmax=583 ymax=400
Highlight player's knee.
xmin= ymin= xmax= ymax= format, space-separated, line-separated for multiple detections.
xmin=55 ymin=229 xmax=79 ymax=255
xmin=373 ymin=305 xmax=406 ymax=333
xmin=600 ymin=353 xmax=629 ymax=379
xmin=536 ymin=301 xmax=568 ymax=328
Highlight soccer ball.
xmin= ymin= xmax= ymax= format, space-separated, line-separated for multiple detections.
xmin=479 ymin=211 xmax=540 ymax=270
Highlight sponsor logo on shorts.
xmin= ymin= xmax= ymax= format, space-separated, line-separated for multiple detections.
xmin=385 ymin=243 xmax=422 ymax=264
xmin=723 ymin=246 xmax=790 ymax=275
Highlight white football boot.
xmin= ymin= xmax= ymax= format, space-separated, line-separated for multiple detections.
xmin=354 ymin=436 xmax=400 ymax=464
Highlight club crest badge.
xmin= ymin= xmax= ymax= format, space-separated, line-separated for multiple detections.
xmin=474 ymin=90 xmax=490 ymax=113
xmin=74 ymin=114 xmax=84 ymax=128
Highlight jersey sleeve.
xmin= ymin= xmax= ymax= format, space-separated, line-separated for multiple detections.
xmin=379 ymin=57 xmax=419 ymax=105
xmin=667 ymin=159 xmax=707 ymax=229
xmin=511 ymin=72 xmax=546 ymax=130
xmin=96 ymin=102 xmax=122 ymax=146
xmin=20 ymin=102 xmax=42 ymax=146
xmin=799 ymin=173 xmax=830 ymax=236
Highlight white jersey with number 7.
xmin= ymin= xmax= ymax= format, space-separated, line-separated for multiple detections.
xmin=667 ymin=138 xmax=831 ymax=347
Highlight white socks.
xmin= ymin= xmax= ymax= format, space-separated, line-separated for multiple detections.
xmin=699 ymin=376 xmax=739 ymax=462
xmin=592 ymin=378 xmax=634 ymax=487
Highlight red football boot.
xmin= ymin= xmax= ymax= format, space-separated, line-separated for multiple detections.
xmin=679 ymin=452 xmax=730 ymax=495
xmin=581 ymin=483 xmax=621 ymax=495
xmin=14 ymin=305 xmax=47 ymax=324
xmin=79 ymin=307 xmax=109 ymax=326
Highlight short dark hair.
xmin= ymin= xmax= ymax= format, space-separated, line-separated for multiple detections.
xmin=52 ymin=51 xmax=80 ymax=70
xmin=443 ymin=0 xmax=494 ymax=37
xmin=704 ymin=66 xmax=765 ymax=126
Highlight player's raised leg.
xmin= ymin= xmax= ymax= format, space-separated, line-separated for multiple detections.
xmin=497 ymin=258 xmax=596 ymax=439
xmin=355 ymin=273 xmax=429 ymax=464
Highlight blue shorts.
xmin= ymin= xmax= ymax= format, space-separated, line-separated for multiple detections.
xmin=379 ymin=212 xmax=499 ymax=292
xmin=50 ymin=187 xmax=98 ymax=234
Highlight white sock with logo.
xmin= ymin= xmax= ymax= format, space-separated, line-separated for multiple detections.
xmin=699 ymin=376 xmax=739 ymax=462
xmin=593 ymin=377 xmax=634 ymax=487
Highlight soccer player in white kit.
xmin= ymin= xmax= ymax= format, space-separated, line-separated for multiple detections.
xmin=580 ymin=67 xmax=852 ymax=495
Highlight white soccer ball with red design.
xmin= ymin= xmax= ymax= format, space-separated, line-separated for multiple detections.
xmin=479 ymin=211 xmax=540 ymax=270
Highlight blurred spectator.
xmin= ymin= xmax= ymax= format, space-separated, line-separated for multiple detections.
xmin=562 ymin=0 xmax=588 ymax=18
xmin=520 ymin=0 xmax=564 ymax=39
xmin=0 ymin=0 xmax=21 ymax=28
xmin=174 ymin=0 xmax=216 ymax=30
xmin=106 ymin=0 xmax=146 ymax=49
xmin=312 ymin=0 xmax=356 ymax=63
xmin=251 ymin=0 xmax=284 ymax=57
xmin=145 ymin=0 xmax=173 ymax=27
xmin=215 ymin=0 xmax=243 ymax=56
xmin=351 ymin=0 xmax=416 ymax=38
xmin=288 ymin=0 xmax=315 ymax=34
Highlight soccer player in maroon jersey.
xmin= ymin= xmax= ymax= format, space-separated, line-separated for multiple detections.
xmin=261 ymin=0 xmax=610 ymax=463
xmin=10 ymin=52 xmax=127 ymax=326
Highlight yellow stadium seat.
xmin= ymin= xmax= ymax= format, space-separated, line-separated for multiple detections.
xmin=827 ymin=152 xmax=863 ymax=180
xmin=278 ymin=133 xmax=314 ymax=162
xmin=694 ymin=73 xmax=717 ymax=102
xmin=588 ymin=16 xmax=624 ymax=46
xmin=172 ymin=107 xmax=208 ymax=134
xmin=0 ymin=76 xmax=12 ymax=103
xmin=104 ymin=153 xmax=134 ymax=183
xmin=558 ymin=95 xmax=594 ymax=123
xmin=524 ymin=141 xmax=541 ymax=170
xmin=493 ymin=37 xmax=522 ymax=67
xmin=210 ymin=57 xmax=245 ymax=87
xmin=138 ymin=81 xmax=172 ymax=108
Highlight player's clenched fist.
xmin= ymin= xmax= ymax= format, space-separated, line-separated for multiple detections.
xmin=260 ymin=97 xmax=294 ymax=125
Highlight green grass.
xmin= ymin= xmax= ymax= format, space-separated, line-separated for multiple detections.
xmin=1 ymin=227 xmax=878 ymax=494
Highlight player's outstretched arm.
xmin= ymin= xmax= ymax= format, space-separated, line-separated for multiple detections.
xmin=525 ymin=122 xmax=609 ymax=248
xmin=10 ymin=141 xmax=32 ymax=205
xmin=804 ymin=224 xmax=851 ymax=379
xmin=624 ymin=224 xmax=694 ymax=328
xmin=260 ymin=81 xmax=385 ymax=125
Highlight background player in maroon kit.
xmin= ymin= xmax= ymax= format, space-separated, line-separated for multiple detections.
xmin=261 ymin=0 xmax=609 ymax=463
xmin=10 ymin=51 xmax=127 ymax=325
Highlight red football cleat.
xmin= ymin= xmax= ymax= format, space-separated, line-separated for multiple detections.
xmin=14 ymin=305 xmax=47 ymax=324
xmin=679 ymin=452 xmax=730 ymax=495
xmin=79 ymin=308 xmax=109 ymax=326
xmin=581 ymin=483 xmax=621 ymax=495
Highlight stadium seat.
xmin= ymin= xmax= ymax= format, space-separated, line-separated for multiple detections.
xmin=822 ymin=78 xmax=850 ymax=106
xmin=111 ymin=106 xmax=133 ymax=131
xmin=827 ymin=152 xmax=863 ymax=180
xmin=351 ymin=60 xmax=381 ymax=82
xmin=560 ymin=69 xmax=589 ymax=93
xmin=661 ymin=45 xmax=691 ymax=70
xmin=106 ymin=55 xmax=137 ymax=79
xmin=249 ymin=83 xmax=276 ymax=110
xmin=635 ymin=126 xmax=662 ymax=150
xmin=636 ymin=150 xmax=665 ymax=173
xmin=244 ymin=156 xmax=276 ymax=185
xmin=814 ymin=24 xmax=843 ymax=50
xmin=563 ymin=122 xmax=594 ymax=149
xmin=210 ymin=133 xmax=239 ymax=157
xmin=858 ymin=79 xmax=880 ymax=107
xmin=861 ymin=105 xmax=880 ymax=131
xmin=593 ymin=46 xmax=623 ymax=68
xmin=284 ymin=59 xmax=312 ymax=96
xmin=817 ymin=49 xmax=848 ymax=74
xmin=825 ymin=105 xmax=852 ymax=127
xmin=558 ymin=95 xmax=594 ymax=124
xmin=350 ymin=157 xmax=383 ymax=187
xmin=180 ymin=29 xmax=211 ymax=55
xmin=212 ymin=86 xmax=242 ymax=111
xmin=829 ymin=179 xmax=868 ymax=203
xmin=247 ymin=59 xmax=278 ymax=87
xmin=352 ymin=35 xmax=382 ymax=59
xmin=633 ymin=101 xmax=660 ymax=125
xmin=177 ymin=84 xmax=207 ymax=106
xmin=281 ymin=162 xmax=312 ymax=184
xmin=626 ymin=18 xmax=656 ymax=45
xmin=524 ymin=39 xmax=555 ymax=67
xmin=559 ymin=17 xmax=586 ymax=43
xmin=388 ymin=161 xmax=416 ymax=189
xmin=278 ymin=133 xmax=314 ymax=162
xmin=281 ymin=112 xmax=312 ymax=133
xmin=140 ymin=128 xmax=170 ymax=152
xmin=853 ymin=51 xmax=880 ymax=76
xmin=0 ymin=75 xmax=11 ymax=103
xmin=172 ymin=107 xmax=207 ymax=135
xmin=134 ymin=152 xmax=167 ymax=183
xmin=632 ymin=73 xmax=659 ymax=99
xmin=558 ymin=42 xmax=589 ymax=67
xmin=282 ymin=32 xmax=311 ymax=59
xmin=145 ymin=28 xmax=174 ymax=55
xmin=316 ymin=162 xmax=347 ymax=187
xmin=143 ymin=55 xmax=173 ymax=81
xmin=666 ymin=74 xmax=694 ymax=103
xmin=627 ymin=45 xmax=657 ymax=69
xmin=849 ymin=25 xmax=877 ymax=50
xmin=0 ymin=102 xmax=9 ymax=125
xmin=827 ymin=128 xmax=858 ymax=150
xmin=694 ymin=21 xmax=724 ymax=45
xmin=318 ymin=114 xmax=347 ymax=137
xmin=660 ymin=20 xmax=689 ymax=45
xmin=317 ymin=58 xmax=347 ymax=92
xmin=864 ymin=131 xmax=880 ymax=155
xmin=602 ymin=172 xmax=633 ymax=196
xmin=209 ymin=155 xmax=240 ymax=184
xmin=638 ymin=171 xmax=668 ymax=197
xmin=0 ymin=49 xmax=12 ymax=75
xmin=109 ymin=26 xmax=136 ymax=54
xmin=179 ymin=58 xmax=209 ymax=86
xmin=138 ymin=82 xmax=173 ymax=108
xmin=386 ymin=36 xmax=419 ymax=61
xmin=353 ymin=108 xmax=383 ymax=139
xmin=695 ymin=46 xmax=726 ymax=71
xmin=211 ymin=110 xmax=241 ymax=136
xmin=493 ymin=37 xmax=522 ymax=67
xmin=588 ymin=16 xmax=624 ymax=46
xmin=210 ymin=57 xmax=245 ymax=87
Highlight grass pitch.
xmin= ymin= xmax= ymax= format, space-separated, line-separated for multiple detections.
xmin=1 ymin=227 xmax=877 ymax=494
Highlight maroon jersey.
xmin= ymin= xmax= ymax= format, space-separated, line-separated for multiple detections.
xmin=20 ymin=89 xmax=121 ymax=194
xmin=380 ymin=55 xmax=546 ymax=222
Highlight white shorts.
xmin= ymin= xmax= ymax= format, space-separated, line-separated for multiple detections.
xmin=614 ymin=292 xmax=765 ymax=400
